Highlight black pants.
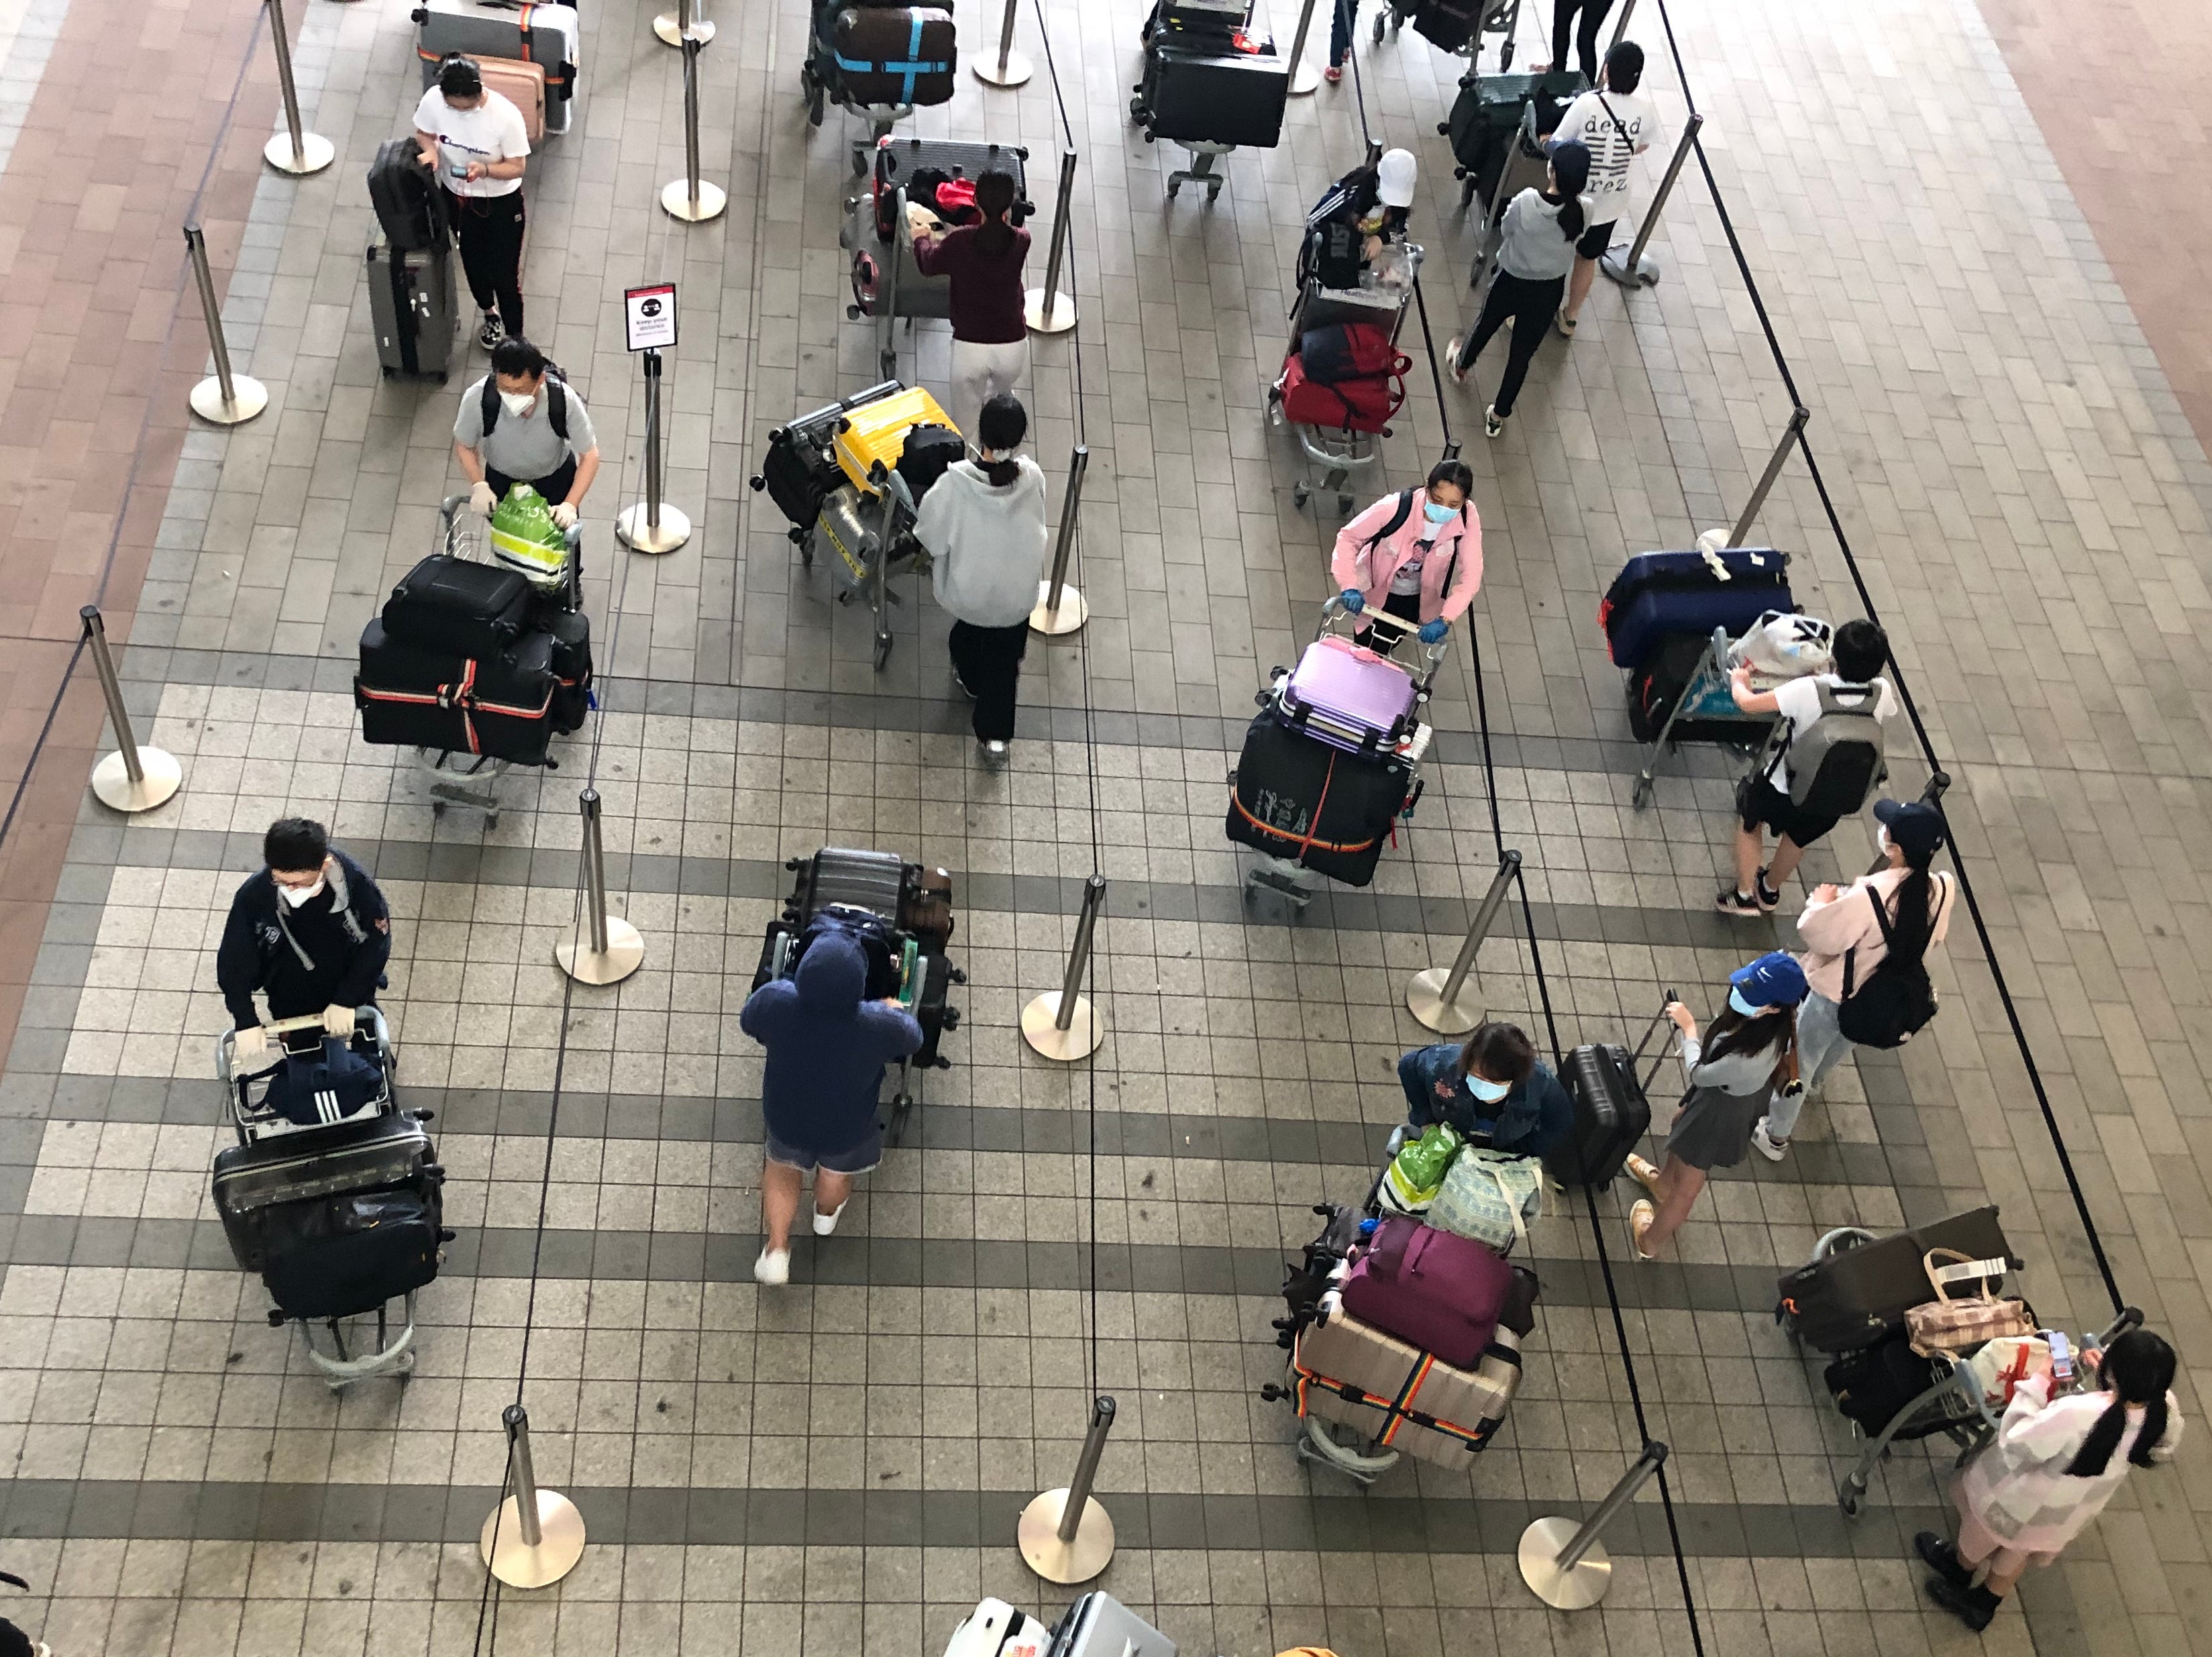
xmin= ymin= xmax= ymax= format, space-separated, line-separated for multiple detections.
xmin=1355 ymin=587 xmax=1424 ymax=652
xmin=486 ymin=455 xmax=577 ymax=509
xmin=1455 ymin=269 xmax=1567 ymax=417
xmin=445 ymin=188 xmax=526 ymax=339
xmin=1552 ymin=0 xmax=1616 ymax=81
xmin=949 ymin=620 xmax=1029 ymax=743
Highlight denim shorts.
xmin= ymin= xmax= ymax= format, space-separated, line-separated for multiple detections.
xmin=763 ymin=1122 xmax=884 ymax=1175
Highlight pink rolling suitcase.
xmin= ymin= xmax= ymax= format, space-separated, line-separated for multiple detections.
xmin=1276 ymin=633 xmax=1422 ymax=755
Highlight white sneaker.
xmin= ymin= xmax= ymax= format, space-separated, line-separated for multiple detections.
xmin=1750 ymin=1118 xmax=1787 ymax=1162
xmin=980 ymin=739 xmax=1009 ymax=770
xmin=752 ymin=1246 xmax=790 ymax=1285
xmin=812 ymin=1201 xmax=847 ymax=1236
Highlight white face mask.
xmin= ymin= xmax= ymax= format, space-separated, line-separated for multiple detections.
xmin=499 ymin=389 xmax=536 ymax=417
xmin=1877 ymin=826 xmax=1894 ymax=857
xmin=277 ymin=877 xmax=325 ymax=908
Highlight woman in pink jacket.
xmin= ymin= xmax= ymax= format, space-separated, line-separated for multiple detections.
xmin=1917 ymin=1326 xmax=2180 ymax=1630
xmin=1330 ymin=460 xmax=1482 ymax=649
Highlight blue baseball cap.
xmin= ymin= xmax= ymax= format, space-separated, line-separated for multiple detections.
xmin=1730 ymin=951 xmax=1808 ymax=1010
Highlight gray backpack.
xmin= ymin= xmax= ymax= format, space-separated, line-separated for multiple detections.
xmin=1779 ymin=682 xmax=1887 ymax=815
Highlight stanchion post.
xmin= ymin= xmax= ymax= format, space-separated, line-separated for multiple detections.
xmin=1519 ymin=1440 xmax=1668 ymax=1609
xmin=1285 ymin=0 xmax=1324 ymax=95
xmin=554 ymin=789 xmax=646 ymax=984
xmin=617 ymin=348 xmax=692 ymax=553
xmin=480 ymin=1405 xmax=587 ymax=1588
xmin=1024 ymin=147 xmax=1077 ymax=334
xmin=262 ymin=0 xmax=333 ymax=176
xmin=184 ymin=225 xmax=268 ymax=425
xmin=1599 ymin=111 xmax=1702 ymax=289
xmin=1018 ymin=1395 xmax=1118 ymax=1583
xmin=1406 ymin=850 xmax=1520 ymax=1033
xmin=1722 ymin=405 xmax=1809 ymax=549
xmin=81 ymin=607 xmax=181 ymax=814
xmin=1029 ymin=443 xmax=1089 ymax=635
xmin=1605 ymin=0 xmax=1638 ymax=54
xmin=660 ymin=37 xmax=727 ymax=223
xmin=1022 ymin=873 xmax=1106 ymax=1061
xmin=973 ymin=0 xmax=1031 ymax=86
xmin=654 ymin=0 xmax=714 ymax=49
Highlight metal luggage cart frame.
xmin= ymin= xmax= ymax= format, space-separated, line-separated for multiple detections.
xmin=1630 ymin=625 xmax=1779 ymax=810
xmin=217 ymin=1007 xmax=396 ymax=1146
xmin=284 ymin=1291 xmax=420 ymax=1389
xmin=1241 ymin=598 xmax=1445 ymax=917
xmin=1271 ymin=246 xmax=1424 ymax=516
xmin=1373 ymin=0 xmax=1520 ymax=60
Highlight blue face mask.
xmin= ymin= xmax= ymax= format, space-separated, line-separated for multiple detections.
xmin=1423 ymin=499 xmax=1457 ymax=525
xmin=1465 ymin=1073 xmax=1511 ymax=1104
xmin=1727 ymin=986 xmax=1762 ymax=1018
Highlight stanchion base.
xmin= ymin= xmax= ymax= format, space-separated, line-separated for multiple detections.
xmin=661 ymin=178 xmax=728 ymax=222
xmin=1021 ymin=992 xmax=1103 ymax=1061
xmin=1029 ymin=580 xmax=1087 ymax=635
xmin=1018 ymin=1489 xmax=1115 ymax=1585
xmin=1024 ymin=288 xmax=1076 ymax=334
xmin=91 ymin=748 xmax=181 ymax=814
xmin=1518 ymin=1517 xmax=1612 ymax=1610
xmin=1599 ymin=248 xmax=1661 ymax=289
xmin=973 ymin=50 xmax=1031 ymax=86
xmin=554 ymin=917 xmax=645 ymax=986
xmin=1288 ymin=60 xmax=1322 ymax=95
xmin=617 ymin=503 xmax=692 ymax=553
xmin=189 ymin=375 xmax=268 ymax=425
xmin=264 ymin=131 xmax=335 ymax=175
xmin=1405 ymin=966 xmax=1485 ymax=1035
xmin=652 ymin=12 xmax=715 ymax=42
xmin=480 ymin=1491 xmax=587 ymax=1589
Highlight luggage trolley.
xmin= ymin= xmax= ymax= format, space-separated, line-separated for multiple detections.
xmin=1130 ymin=2 xmax=1291 ymax=205
xmin=1372 ymin=0 xmax=1519 ymax=58
xmin=397 ymin=492 xmax=587 ymax=824
xmin=799 ymin=0 xmax=954 ymax=174
xmin=1227 ymin=600 xmax=1443 ymax=916
xmin=841 ymin=138 xmax=1031 ymax=381
xmin=1628 ymin=625 xmax=1780 ymax=809
xmin=1269 ymin=246 xmax=1424 ymax=515
xmin=213 ymin=1008 xmax=447 ymax=1389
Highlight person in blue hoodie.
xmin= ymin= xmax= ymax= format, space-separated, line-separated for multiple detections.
xmin=1395 ymin=1021 xmax=1572 ymax=1157
xmin=738 ymin=930 xmax=923 ymax=1285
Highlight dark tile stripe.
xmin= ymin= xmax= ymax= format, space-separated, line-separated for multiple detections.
xmin=0 ymin=1476 xmax=1940 ymax=1558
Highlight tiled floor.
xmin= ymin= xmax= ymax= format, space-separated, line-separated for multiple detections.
xmin=0 ymin=0 xmax=2205 ymax=1650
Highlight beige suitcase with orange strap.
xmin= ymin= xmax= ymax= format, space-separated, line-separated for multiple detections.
xmin=413 ymin=0 xmax=578 ymax=136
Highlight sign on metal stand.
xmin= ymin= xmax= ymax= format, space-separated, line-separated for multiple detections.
xmin=616 ymin=299 xmax=692 ymax=553
xmin=184 ymin=225 xmax=267 ymax=425
xmin=262 ymin=0 xmax=332 ymax=176
xmin=81 ymin=608 xmax=181 ymax=814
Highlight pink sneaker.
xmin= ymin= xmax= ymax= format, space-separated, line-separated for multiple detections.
xmin=1324 ymin=64 xmax=1342 ymax=83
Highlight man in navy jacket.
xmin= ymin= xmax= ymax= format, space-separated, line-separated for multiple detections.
xmin=215 ymin=818 xmax=391 ymax=1063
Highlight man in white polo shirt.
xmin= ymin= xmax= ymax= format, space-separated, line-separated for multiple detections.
xmin=413 ymin=54 xmax=531 ymax=352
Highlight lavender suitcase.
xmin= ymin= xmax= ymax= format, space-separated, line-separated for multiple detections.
xmin=1336 ymin=1214 xmax=1512 ymax=1370
xmin=1277 ymin=634 xmax=1421 ymax=754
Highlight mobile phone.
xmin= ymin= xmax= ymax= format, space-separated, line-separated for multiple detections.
xmin=2046 ymin=1330 xmax=2073 ymax=1385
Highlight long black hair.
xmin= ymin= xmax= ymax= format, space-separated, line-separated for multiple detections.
xmin=2064 ymin=1329 xmax=2176 ymax=1477
xmin=1699 ymin=1003 xmax=1797 ymax=1081
xmin=1546 ymin=139 xmax=1591 ymax=244
xmin=976 ymin=393 xmax=1026 ymax=487
xmin=1883 ymin=837 xmax=1941 ymax=963
xmin=972 ymin=170 xmax=1018 ymax=259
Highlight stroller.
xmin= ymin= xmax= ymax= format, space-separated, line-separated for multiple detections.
xmin=1226 ymin=598 xmax=1444 ymax=915
xmin=750 ymin=847 xmax=963 ymax=1145
xmin=800 ymin=0 xmax=956 ymax=173
xmin=212 ymin=1008 xmax=450 ymax=1388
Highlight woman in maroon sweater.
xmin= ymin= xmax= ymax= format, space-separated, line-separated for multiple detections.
xmin=912 ymin=170 xmax=1031 ymax=436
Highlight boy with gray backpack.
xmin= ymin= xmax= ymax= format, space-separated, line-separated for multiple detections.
xmin=1718 ymin=618 xmax=1897 ymax=916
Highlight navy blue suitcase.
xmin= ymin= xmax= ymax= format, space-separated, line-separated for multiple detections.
xmin=1599 ymin=547 xmax=1792 ymax=671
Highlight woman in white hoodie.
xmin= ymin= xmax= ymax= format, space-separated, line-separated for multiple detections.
xmin=914 ymin=393 xmax=1050 ymax=769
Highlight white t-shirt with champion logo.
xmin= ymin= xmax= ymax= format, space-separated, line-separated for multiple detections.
xmin=1553 ymin=88 xmax=1660 ymax=215
xmin=413 ymin=87 xmax=530 ymax=199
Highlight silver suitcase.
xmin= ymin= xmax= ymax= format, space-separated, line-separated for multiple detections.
xmin=1051 ymin=1595 xmax=1175 ymax=1657
xmin=412 ymin=0 xmax=580 ymax=133
xmin=366 ymin=244 xmax=458 ymax=381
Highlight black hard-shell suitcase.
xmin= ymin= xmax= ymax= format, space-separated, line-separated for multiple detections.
xmin=1776 ymin=1205 xmax=2013 ymax=1354
xmin=212 ymin=1113 xmax=438 ymax=1273
xmin=545 ymin=610 xmax=592 ymax=733
xmin=366 ymin=244 xmax=457 ymax=380
xmin=1137 ymin=36 xmax=1289 ymax=148
xmin=355 ymin=621 xmax=560 ymax=765
xmin=1412 ymin=0 xmax=1487 ymax=50
xmin=1548 ymin=1006 xmax=1669 ymax=1189
xmin=368 ymin=138 xmax=445 ymax=253
xmin=831 ymin=6 xmax=955 ymax=107
xmin=382 ymin=553 xmax=533 ymax=657
xmin=260 ymin=1187 xmax=446 ymax=1320
xmin=1226 ymin=711 xmax=1414 ymax=886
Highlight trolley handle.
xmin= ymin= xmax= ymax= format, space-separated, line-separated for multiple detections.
xmin=215 ymin=1005 xmax=390 ymax=1084
xmin=1318 ymin=595 xmax=1453 ymax=679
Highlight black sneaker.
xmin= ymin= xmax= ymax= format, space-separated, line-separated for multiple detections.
xmin=1715 ymin=888 xmax=1764 ymax=918
xmin=1925 ymin=1575 xmax=1998 ymax=1632
xmin=478 ymin=312 xmax=505 ymax=351
xmin=1913 ymin=1531 xmax=1972 ymax=1590
xmin=1754 ymin=868 xmax=1781 ymax=912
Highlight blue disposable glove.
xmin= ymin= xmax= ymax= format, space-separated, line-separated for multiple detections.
xmin=1418 ymin=619 xmax=1449 ymax=645
xmin=1339 ymin=588 xmax=1364 ymax=614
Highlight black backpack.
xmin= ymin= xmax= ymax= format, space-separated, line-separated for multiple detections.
xmin=1835 ymin=877 xmax=1948 ymax=1049
xmin=481 ymin=374 xmax=570 ymax=441
xmin=896 ymin=423 xmax=967 ymax=503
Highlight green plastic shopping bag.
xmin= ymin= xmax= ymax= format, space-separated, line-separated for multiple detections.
xmin=488 ymin=483 xmax=568 ymax=590
xmin=1378 ymin=1122 xmax=1463 ymax=1215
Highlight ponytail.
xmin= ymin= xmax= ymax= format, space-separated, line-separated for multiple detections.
xmin=1557 ymin=195 xmax=1585 ymax=243
xmin=981 ymin=454 xmax=1020 ymax=487
xmin=972 ymin=170 xmax=1018 ymax=258
xmin=2063 ymin=1328 xmax=2176 ymax=1477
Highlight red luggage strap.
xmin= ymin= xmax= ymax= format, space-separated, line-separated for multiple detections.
xmin=1230 ymin=748 xmax=1381 ymax=859
xmin=358 ymin=656 xmax=554 ymax=756
xmin=1287 ymin=1344 xmax=1495 ymax=1452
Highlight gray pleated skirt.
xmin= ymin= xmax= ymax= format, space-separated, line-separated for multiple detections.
xmin=1665 ymin=1085 xmax=1765 ymax=1171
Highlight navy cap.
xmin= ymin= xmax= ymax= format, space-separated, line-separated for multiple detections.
xmin=1873 ymin=798 xmax=1946 ymax=861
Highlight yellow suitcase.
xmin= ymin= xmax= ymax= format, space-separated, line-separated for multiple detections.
xmin=834 ymin=386 xmax=957 ymax=492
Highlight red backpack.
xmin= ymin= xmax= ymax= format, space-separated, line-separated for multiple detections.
xmin=1279 ymin=349 xmax=1407 ymax=435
